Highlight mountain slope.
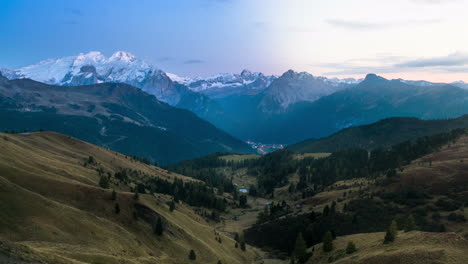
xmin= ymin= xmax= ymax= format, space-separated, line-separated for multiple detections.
xmin=0 ymin=76 xmax=252 ymax=164
xmin=289 ymin=115 xmax=468 ymax=153
xmin=258 ymin=70 xmax=356 ymax=112
xmin=2 ymin=51 xmax=221 ymax=116
xmin=0 ymin=132 xmax=257 ymax=264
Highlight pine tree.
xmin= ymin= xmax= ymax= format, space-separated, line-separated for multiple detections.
xmin=384 ymin=220 xmax=398 ymax=244
xmin=239 ymin=232 xmax=246 ymax=251
xmin=169 ymin=200 xmax=176 ymax=212
xmin=346 ymin=241 xmax=357 ymax=254
xmin=99 ymin=175 xmax=109 ymax=189
xmin=290 ymin=256 xmax=296 ymax=264
xmin=404 ymin=215 xmax=416 ymax=232
xmin=114 ymin=203 xmax=120 ymax=214
xmin=188 ymin=249 xmax=196 ymax=260
xmin=322 ymin=231 xmax=333 ymax=252
xmin=154 ymin=217 xmax=163 ymax=236
xmin=293 ymin=232 xmax=307 ymax=262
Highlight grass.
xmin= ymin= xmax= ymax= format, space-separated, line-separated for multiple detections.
xmin=308 ymin=231 xmax=468 ymax=264
xmin=0 ymin=132 xmax=257 ymax=264
xmin=219 ymin=154 xmax=260 ymax=162
xmin=293 ymin=153 xmax=331 ymax=160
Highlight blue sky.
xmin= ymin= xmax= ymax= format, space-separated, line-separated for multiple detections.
xmin=1 ymin=0 xmax=468 ymax=82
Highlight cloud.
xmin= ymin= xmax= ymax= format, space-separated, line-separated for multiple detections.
xmin=411 ymin=0 xmax=459 ymax=4
xmin=395 ymin=52 xmax=468 ymax=67
xmin=64 ymin=8 xmax=84 ymax=16
xmin=325 ymin=18 xmax=441 ymax=30
xmin=319 ymin=52 xmax=468 ymax=76
xmin=184 ymin=59 xmax=205 ymax=64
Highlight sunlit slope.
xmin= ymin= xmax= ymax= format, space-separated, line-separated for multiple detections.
xmin=0 ymin=132 xmax=256 ymax=264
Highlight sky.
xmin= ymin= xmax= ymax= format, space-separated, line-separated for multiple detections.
xmin=1 ymin=0 xmax=468 ymax=82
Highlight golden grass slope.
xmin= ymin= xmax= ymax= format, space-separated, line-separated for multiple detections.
xmin=308 ymin=231 xmax=468 ymax=264
xmin=0 ymin=132 xmax=256 ymax=264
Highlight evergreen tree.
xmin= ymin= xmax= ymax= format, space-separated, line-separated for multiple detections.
xmin=114 ymin=203 xmax=120 ymax=214
xmin=346 ymin=241 xmax=357 ymax=254
xmin=404 ymin=215 xmax=416 ymax=232
xmin=169 ymin=200 xmax=176 ymax=212
xmin=99 ymin=175 xmax=109 ymax=189
xmin=322 ymin=231 xmax=333 ymax=252
xmin=111 ymin=189 xmax=116 ymax=200
xmin=188 ymin=249 xmax=196 ymax=260
xmin=239 ymin=195 xmax=248 ymax=207
xmin=290 ymin=256 xmax=296 ymax=264
xmin=239 ymin=232 xmax=246 ymax=251
xmin=154 ymin=217 xmax=163 ymax=236
xmin=293 ymin=232 xmax=307 ymax=262
xmin=323 ymin=205 xmax=330 ymax=216
xmin=384 ymin=220 xmax=398 ymax=244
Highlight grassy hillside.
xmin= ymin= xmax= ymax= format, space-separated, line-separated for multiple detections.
xmin=289 ymin=115 xmax=468 ymax=153
xmin=0 ymin=132 xmax=257 ymax=264
xmin=308 ymin=231 xmax=468 ymax=264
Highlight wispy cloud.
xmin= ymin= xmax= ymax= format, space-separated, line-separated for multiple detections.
xmin=395 ymin=52 xmax=468 ymax=67
xmin=184 ymin=59 xmax=205 ymax=64
xmin=320 ymin=51 xmax=468 ymax=75
xmin=411 ymin=0 xmax=459 ymax=4
xmin=326 ymin=18 xmax=441 ymax=30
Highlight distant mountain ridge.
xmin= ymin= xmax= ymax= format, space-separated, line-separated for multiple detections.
xmin=0 ymin=74 xmax=252 ymax=164
xmin=203 ymin=73 xmax=468 ymax=144
xmin=288 ymin=115 xmax=468 ymax=153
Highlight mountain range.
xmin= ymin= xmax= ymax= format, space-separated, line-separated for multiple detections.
xmin=0 ymin=74 xmax=252 ymax=164
xmin=2 ymin=51 xmax=468 ymax=146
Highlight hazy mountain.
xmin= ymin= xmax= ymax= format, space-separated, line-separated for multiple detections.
xmin=258 ymin=70 xmax=358 ymax=112
xmin=0 ymin=75 xmax=252 ymax=164
xmin=202 ymin=73 xmax=468 ymax=144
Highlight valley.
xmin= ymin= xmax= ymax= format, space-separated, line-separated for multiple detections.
xmin=3 ymin=1 xmax=468 ymax=263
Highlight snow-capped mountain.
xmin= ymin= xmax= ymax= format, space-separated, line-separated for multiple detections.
xmin=3 ymin=51 xmax=187 ymax=105
xmin=258 ymin=70 xmax=359 ymax=112
xmin=169 ymin=70 xmax=277 ymax=98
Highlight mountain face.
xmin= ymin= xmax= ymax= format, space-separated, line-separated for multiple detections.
xmin=288 ymin=115 xmax=468 ymax=153
xmin=0 ymin=76 xmax=252 ymax=164
xmin=2 ymin=51 xmax=219 ymax=112
xmin=257 ymin=70 xmax=358 ymax=112
xmin=172 ymin=70 xmax=276 ymax=98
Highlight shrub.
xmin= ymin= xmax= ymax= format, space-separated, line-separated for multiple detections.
xmin=346 ymin=241 xmax=357 ymax=254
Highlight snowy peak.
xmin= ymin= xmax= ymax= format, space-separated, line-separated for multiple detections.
xmin=1 ymin=51 xmax=184 ymax=104
xmin=109 ymin=51 xmax=137 ymax=62
xmin=173 ymin=70 xmax=276 ymax=98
